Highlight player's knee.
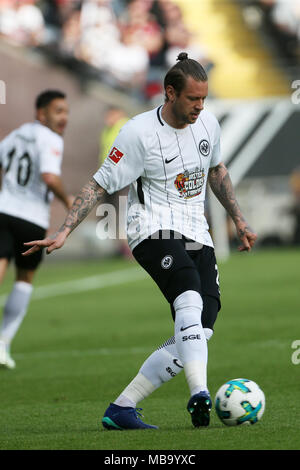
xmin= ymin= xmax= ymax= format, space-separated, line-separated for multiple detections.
xmin=203 ymin=328 xmax=213 ymax=341
xmin=16 ymin=268 xmax=35 ymax=284
xmin=173 ymin=290 xmax=203 ymax=313
xmin=202 ymin=295 xmax=220 ymax=331
xmin=166 ymin=266 xmax=201 ymax=306
xmin=173 ymin=290 xmax=203 ymax=334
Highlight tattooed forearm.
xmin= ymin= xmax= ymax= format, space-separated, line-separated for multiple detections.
xmin=208 ymin=163 xmax=245 ymax=225
xmin=209 ymin=162 xmax=257 ymax=250
xmin=58 ymin=178 xmax=105 ymax=234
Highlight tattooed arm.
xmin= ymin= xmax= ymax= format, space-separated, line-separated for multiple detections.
xmin=22 ymin=178 xmax=106 ymax=256
xmin=208 ymin=162 xmax=257 ymax=251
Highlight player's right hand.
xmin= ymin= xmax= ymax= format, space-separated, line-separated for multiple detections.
xmin=22 ymin=231 xmax=67 ymax=256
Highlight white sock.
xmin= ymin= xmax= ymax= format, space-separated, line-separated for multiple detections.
xmin=0 ymin=281 xmax=33 ymax=348
xmin=139 ymin=340 xmax=183 ymax=387
xmin=114 ymin=373 xmax=156 ymax=408
xmin=174 ymin=290 xmax=208 ymax=395
xmin=113 ymin=338 xmax=183 ymax=408
xmin=113 ymin=329 xmax=214 ymax=408
xmin=203 ymin=328 xmax=213 ymax=341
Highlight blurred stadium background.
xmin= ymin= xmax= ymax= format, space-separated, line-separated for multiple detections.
xmin=0 ymin=0 xmax=300 ymax=260
xmin=1 ymin=0 xmax=300 ymax=451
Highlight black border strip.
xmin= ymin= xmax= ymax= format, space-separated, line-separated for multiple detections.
xmin=156 ymin=106 xmax=164 ymax=126
xmin=136 ymin=176 xmax=145 ymax=205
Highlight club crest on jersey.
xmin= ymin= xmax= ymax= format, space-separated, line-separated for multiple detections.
xmin=108 ymin=147 xmax=124 ymax=164
xmin=199 ymin=139 xmax=210 ymax=156
xmin=161 ymin=255 xmax=173 ymax=269
xmin=174 ymin=168 xmax=205 ymax=199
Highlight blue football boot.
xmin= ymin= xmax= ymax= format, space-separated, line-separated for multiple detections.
xmin=187 ymin=391 xmax=212 ymax=427
xmin=102 ymin=403 xmax=158 ymax=430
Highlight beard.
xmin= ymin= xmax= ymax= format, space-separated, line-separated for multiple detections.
xmin=172 ymin=103 xmax=191 ymax=126
xmin=172 ymin=102 xmax=199 ymax=126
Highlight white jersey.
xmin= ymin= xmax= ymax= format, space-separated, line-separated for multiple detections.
xmin=0 ymin=121 xmax=63 ymax=229
xmin=93 ymin=106 xmax=222 ymax=250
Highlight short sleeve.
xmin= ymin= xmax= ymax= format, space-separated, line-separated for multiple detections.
xmin=0 ymin=134 xmax=10 ymax=169
xmin=210 ymin=120 xmax=222 ymax=168
xmin=38 ymin=127 xmax=64 ymax=176
xmin=93 ymin=119 xmax=145 ymax=194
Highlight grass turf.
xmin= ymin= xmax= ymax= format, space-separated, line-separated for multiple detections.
xmin=0 ymin=248 xmax=299 ymax=450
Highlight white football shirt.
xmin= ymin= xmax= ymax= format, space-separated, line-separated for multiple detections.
xmin=0 ymin=121 xmax=63 ymax=229
xmin=93 ymin=106 xmax=222 ymax=250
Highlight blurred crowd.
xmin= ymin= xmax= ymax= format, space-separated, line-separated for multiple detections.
xmin=0 ymin=0 xmax=213 ymax=102
xmin=2 ymin=0 xmax=299 ymax=102
xmin=240 ymin=0 xmax=300 ymax=64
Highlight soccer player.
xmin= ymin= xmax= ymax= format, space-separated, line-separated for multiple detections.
xmin=23 ymin=54 xmax=257 ymax=428
xmin=0 ymin=90 xmax=73 ymax=369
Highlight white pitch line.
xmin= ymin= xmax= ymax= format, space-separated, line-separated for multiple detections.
xmin=0 ymin=266 xmax=148 ymax=307
xmin=13 ymin=346 xmax=153 ymax=360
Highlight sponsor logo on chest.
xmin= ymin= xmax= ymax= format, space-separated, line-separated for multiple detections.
xmin=174 ymin=168 xmax=205 ymax=199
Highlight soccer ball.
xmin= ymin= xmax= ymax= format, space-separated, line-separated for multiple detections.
xmin=215 ymin=378 xmax=265 ymax=426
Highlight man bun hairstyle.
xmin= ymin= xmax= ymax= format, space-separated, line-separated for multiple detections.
xmin=35 ymin=90 xmax=66 ymax=109
xmin=177 ymin=52 xmax=189 ymax=61
xmin=164 ymin=51 xmax=207 ymax=100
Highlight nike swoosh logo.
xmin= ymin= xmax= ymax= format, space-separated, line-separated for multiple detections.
xmin=165 ymin=155 xmax=179 ymax=164
xmin=180 ymin=324 xmax=199 ymax=331
xmin=173 ymin=358 xmax=184 ymax=369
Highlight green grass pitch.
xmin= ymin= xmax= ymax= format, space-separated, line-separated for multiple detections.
xmin=0 ymin=248 xmax=299 ymax=450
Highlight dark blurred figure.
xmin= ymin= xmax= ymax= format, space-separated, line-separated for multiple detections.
xmin=99 ymin=106 xmax=129 ymax=165
xmin=98 ymin=106 xmax=132 ymax=258
xmin=289 ymin=166 xmax=300 ymax=245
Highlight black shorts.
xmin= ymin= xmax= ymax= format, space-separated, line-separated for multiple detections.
xmin=133 ymin=230 xmax=221 ymax=330
xmin=0 ymin=213 xmax=46 ymax=270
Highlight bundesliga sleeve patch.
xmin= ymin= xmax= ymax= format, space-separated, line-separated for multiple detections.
xmin=51 ymin=148 xmax=61 ymax=157
xmin=108 ymin=147 xmax=124 ymax=164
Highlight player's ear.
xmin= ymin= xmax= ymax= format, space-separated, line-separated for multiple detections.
xmin=166 ymin=85 xmax=176 ymax=103
xmin=36 ymin=107 xmax=46 ymax=125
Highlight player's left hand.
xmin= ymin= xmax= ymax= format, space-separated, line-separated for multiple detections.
xmin=235 ymin=222 xmax=257 ymax=252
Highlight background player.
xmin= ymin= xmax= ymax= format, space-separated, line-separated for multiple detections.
xmin=0 ymin=90 xmax=73 ymax=369
xmin=23 ymin=54 xmax=257 ymax=429
xmin=98 ymin=106 xmax=131 ymax=258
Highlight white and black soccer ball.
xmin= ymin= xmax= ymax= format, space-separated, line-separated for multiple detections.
xmin=215 ymin=378 xmax=265 ymax=426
